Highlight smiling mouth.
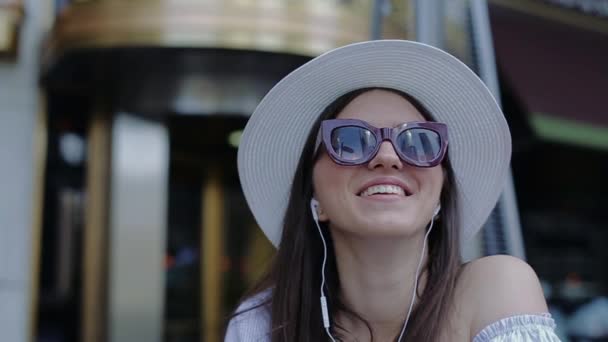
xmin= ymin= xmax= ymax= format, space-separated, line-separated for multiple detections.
xmin=358 ymin=184 xmax=412 ymax=197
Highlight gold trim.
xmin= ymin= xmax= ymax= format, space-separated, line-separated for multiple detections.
xmin=0 ymin=3 xmax=23 ymax=58
xmin=201 ymin=167 xmax=224 ymax=342
xmin=490 ymin=0 xmax=608 ymax=35
xmin=27 ymin=92 xmax=48 ymax=342
xmin=43 ymin=1 xmax=409 ymax=69
xmin=82 ymin=109 xmax=111 ymax=342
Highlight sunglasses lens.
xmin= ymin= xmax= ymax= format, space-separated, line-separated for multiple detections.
xmin=397 ymin=128 xmax=442 ymax=163
xmin=330 ymin=126 xmax=377 ymax=162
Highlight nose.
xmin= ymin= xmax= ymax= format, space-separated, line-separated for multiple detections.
xmin=368 ymin=141 xmax=403 ymax=170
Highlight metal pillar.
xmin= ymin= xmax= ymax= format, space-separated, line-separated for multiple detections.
xmin=414 ymin=0 xmax=445 ymax=46
xmin=470 ymin=0 xmax=526 ymax=259
xmin=371 ymin=0 xmax=385 ymax=39
xmin=201 ymin=167 xmax=224 ymax=342
xmin=82 ymin=109 xmax=112 ymax=342
xmin=108 ymin=114 xmax=169 ymax=342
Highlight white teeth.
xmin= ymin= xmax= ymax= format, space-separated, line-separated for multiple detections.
xmin=360 ymin=184 xmax=405 ymax=197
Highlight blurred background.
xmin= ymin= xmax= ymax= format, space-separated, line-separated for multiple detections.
xmin=0 ymin=0 xmax=607 ymax=341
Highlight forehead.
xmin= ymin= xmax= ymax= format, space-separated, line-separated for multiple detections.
xmin=335 ymin=89 xmax=427 ymax=127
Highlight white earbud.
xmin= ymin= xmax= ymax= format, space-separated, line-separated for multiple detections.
xmin=433 ymin=205 xmax=441 ymax=218
xmin=311 ymin=198 xmax=321 ymax=221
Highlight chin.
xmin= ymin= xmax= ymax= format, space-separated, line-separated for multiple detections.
xmin=366 ymin=225 xmax=420 ymax=238
xmin=349 ymin=217 xmax=422 ymax=239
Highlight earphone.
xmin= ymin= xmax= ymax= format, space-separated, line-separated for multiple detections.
xmin=433 ymin=205 xmax=441 ymax=218
xmin=310 ymin=198 xmax=439 ymax=341
xmin=310 ymin=198 xmax=335 ymax=341
xmin=311 ymin=198 xmax=321 ymax=219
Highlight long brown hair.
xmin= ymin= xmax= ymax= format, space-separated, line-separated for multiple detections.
xmin=229 ymin=88 xmax=463 ymax=341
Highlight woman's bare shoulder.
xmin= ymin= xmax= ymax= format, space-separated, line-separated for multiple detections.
xmin=456 ymin=255 xmax=549 ymax=338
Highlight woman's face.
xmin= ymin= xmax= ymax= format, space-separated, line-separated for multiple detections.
xmin=312 ymin=89 xmax=444 ymax=238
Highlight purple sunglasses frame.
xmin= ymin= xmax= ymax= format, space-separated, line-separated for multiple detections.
xmin=316 ymin=118 xmax=449 ymax=168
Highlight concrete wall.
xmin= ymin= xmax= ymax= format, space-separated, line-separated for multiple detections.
xmin=0 ymin=1 xmax=52 ymax=341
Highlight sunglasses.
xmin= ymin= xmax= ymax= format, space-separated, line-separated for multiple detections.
xmin=316 ymin=119 xmax=448 ymax=167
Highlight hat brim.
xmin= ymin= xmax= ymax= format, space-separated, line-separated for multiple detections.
xmin=238 ymin=40 xmax=511 ymax=248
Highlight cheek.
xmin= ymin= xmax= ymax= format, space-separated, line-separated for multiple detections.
xmin=426 ymin=167 xmax=445 ymax=201
xmin=413 ymin=166 xmax=444 ymax=200
xmin=312 ymin=157 xmax=352 ymax=219
xmin=312 ymin=156 xmax=340 ymax=197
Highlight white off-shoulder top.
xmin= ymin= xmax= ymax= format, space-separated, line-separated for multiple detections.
xmin=472 ymin=313 xmax=560 ymax=342
xmin=225 ymin=292 xmax=562 ymax=342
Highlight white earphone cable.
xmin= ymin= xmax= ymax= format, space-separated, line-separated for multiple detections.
xmin=396 ymin=214 xmax=435 ymax=341
xmin=311 ymin=200 xmax=337 ymax=342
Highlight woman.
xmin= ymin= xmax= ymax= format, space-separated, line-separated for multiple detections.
xmin=227 ymin=40 xmax=560 ymax=341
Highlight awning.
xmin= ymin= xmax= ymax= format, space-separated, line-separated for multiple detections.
xmin=490 ymin=1 xmax=608 ymax=149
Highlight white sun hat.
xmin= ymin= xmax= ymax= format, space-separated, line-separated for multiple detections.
xmin=237 ymin=40 xmax=511 ymax=248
